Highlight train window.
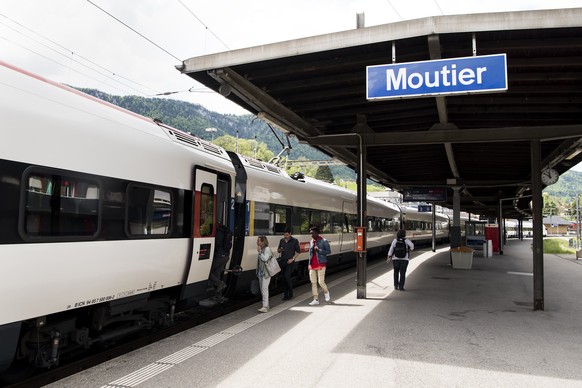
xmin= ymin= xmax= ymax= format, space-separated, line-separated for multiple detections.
xmin=299 ymin=208 xmax=311 ymax=234
xmin=320 ymin=212 xmax=332 ymax=233
xmin=127 ymin=186 xmax=172 ymax=236
xmin=23 ymin=173 xmax=100 ymax=237
xmin=273 ymin=206 xmax=291 ymax=234
xmin=253 ymin=201 xmax=272 ymax=236
xmin=330 ymin=212 xmax=343 ymax=234
xmin=198 ymin=184 xmax=213 ymax=237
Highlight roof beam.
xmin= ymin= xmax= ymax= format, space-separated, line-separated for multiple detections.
xmin=305 ymin=125 xmax=582 ymax=147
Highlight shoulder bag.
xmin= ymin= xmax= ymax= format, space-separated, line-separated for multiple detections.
xmin=265 ymin=256 xmax=281 ymax=276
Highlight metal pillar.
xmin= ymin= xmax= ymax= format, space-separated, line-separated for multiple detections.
xmin=530 ymin=140 xmax=544 ymax=311
xmin=431 ymin=203 xmax=436 ymax=252
xmin=356 ymin=133 xmax=367 ymax=299
xmin=498 ymin=198 xmax=504 ymax=255
xmin=450 ymin=187 xmax=462 ymax=248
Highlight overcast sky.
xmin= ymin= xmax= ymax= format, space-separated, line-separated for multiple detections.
xmin=2 ymin=0 xmax=582 ymax=169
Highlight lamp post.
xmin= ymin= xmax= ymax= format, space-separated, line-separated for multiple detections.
xmin=205 ymin=127 xmax=217 ymax=141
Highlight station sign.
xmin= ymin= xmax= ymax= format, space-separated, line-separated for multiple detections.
xmin=366 ymin=54 xmax=507 ymax=100
xmin=403 ymin=187 xmax=447 ymax=202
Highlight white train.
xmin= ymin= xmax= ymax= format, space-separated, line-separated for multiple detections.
xmin=0 ymin=61 xmax=449 ymax=378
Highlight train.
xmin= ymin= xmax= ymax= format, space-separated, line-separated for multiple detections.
xmin=0 ymin=60 xmax=450 ymax=379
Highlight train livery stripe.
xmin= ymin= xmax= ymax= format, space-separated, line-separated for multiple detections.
xmin=249 ymin=200 xmax=255 ymax=236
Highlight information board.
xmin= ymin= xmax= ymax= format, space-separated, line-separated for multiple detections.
xmin=403 ymin=188 xmax=447 ymax=202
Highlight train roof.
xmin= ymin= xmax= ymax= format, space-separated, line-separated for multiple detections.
xmin=1 ymin=60 xmax=235 ymax=186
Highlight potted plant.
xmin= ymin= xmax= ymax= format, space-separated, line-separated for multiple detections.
xmin=450 ymin=246 xmax=475 ymax=269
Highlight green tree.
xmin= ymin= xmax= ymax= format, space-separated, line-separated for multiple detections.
xmin=314 ymin=165 xmax=334 ymax=183
xmin=214 ymin=135 xmax=274 ymax=161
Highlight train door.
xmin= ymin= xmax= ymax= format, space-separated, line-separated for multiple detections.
xmin=340 ymin=201 xmax=355 ymax=251
xmin=181 ymin=168 xmax=229 ymax=299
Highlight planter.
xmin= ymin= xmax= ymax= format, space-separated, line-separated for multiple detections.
xmin=450 ymin=246 xmax=474 ymax=269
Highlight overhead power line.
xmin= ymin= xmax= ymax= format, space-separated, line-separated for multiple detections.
xmin=176 ymin=0 xmax=230 ymax=51
xmin=0 ymin=12 xmax=160 ymax=96
xmin=86 ymin=0 xmax=182 ymax=62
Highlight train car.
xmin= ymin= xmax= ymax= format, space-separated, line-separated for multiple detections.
xmin=0 ymin=60 xmax=241 ymax=378
xmin=0 ymin=61 xmax=408 ymax=379
xmin=401 ymin=205 xmax=450 ymax=245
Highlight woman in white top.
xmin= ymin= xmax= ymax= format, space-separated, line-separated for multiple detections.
xmin=256 ymin=235 xmax=274 ymax=312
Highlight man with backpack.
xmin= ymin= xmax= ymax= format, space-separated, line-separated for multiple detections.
xmin=387 ymin=229 xmax=414 ymax=291
xmin=209 ymin=223 xmax=233 ymax=300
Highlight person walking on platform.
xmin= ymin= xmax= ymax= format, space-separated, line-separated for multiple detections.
xmin=387 ymin=229 xmax=414 ymax=291
xmin=277 ymin=228 xmax=301 ymax=301
xmin=256 ymin=235 xmax=274 ymax=313
xmin=308 ymin=226 xmax=332 ymax=305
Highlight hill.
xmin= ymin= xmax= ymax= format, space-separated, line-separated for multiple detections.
xmin=78 ymin=88 xmax=582 ymax=202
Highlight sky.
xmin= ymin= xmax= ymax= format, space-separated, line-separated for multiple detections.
xmin=1 ymin=0 xmax=582 ymax=168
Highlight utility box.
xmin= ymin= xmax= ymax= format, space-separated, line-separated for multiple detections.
xmin=485 ymin=224 xmax=499 ymax=253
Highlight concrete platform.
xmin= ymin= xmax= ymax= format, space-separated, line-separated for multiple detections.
xmin=48 ymin=239 xmax=582 ymax=387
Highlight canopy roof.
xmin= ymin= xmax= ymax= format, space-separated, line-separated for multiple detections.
xmin=179 ymin=8 xmax=582 ymax=219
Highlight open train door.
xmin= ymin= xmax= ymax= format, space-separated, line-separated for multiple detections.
xmin=181 ymin=168 xmax=222 ymax=300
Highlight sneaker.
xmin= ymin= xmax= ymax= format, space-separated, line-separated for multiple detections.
xmin=258 ymin=307 xmax=269 ymax=313
xmin=324 ymin=292 xmax=331 ymax=302
xmin=309 ymin=299 xmax=319 ymax=305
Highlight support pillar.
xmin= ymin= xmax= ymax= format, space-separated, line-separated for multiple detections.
xmin=450 ymin=187 xmax=462 ymax=249
xmin=531 ymin=140 xmax=544 ymax=310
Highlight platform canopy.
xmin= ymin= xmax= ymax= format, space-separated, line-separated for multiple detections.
xmin=179 ymin=8 xmax=582 ymax=219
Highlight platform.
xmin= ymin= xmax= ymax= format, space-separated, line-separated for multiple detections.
xmin=48 ymin=239 xmax=582 ymax=387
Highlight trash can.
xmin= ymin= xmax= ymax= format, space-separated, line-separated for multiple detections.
xmin=450 ymin=246 xmax=475 ymax=269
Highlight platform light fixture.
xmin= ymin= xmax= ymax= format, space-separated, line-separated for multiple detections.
xmin=205 ymin=127 xmax=217 ymax=141
xmin=566 ymin=148 xmax=582 ymax=160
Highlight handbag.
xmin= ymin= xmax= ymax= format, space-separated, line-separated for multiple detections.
xmin=265 ymin=257 xmax=281 ymax=276
xmin=250 ymin=279 xmax=260 ymax=295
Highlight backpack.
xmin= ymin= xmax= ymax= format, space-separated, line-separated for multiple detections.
xmin=393 ymin=238 xmax=408 ymax=259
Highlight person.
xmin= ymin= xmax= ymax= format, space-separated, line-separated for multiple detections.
xmin=256 ymin=235 xmax=274 ymax=313
xmin=208 ymin=223 xmax=232 ymax=300
xmin=387 ymin=229 xmax=414 ymax=291
xmin=307 ymin=226 xmax=332 ymax=305
xmin=277 ymin=228 xmax=301 ymax=300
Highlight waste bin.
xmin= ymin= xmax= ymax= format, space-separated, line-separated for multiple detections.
xmin=450 ymin=246 xmax=475 ymax=269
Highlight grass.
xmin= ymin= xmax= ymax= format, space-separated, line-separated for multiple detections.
xmin=543 ymin=238 xmax=577 ymax=254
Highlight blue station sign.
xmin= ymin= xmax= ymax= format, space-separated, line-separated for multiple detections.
xmin=367 ymin=54 xmax=507 ymax=100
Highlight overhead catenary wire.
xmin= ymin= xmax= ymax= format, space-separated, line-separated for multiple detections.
xmin=86 ymin=0 xmax=182 ymax=62
xmin=0 ymin=8 xmax=212 ymax=98
xmin=176 ymin=0 xmax=230 ymax=51
xmin=0 ymin=12 xmax=160 ymax=96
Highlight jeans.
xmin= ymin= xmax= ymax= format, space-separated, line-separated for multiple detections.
xmin=393 ymin=259 xmax=409 ymax=289
xmin=309 ymin=267 xmax=329 ymax=298
xmin=258 ymin=276 xmax=271 ymax=308
xmin=280 ymin=260 xmax=294 ymax=298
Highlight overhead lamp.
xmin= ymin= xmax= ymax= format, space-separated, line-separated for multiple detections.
xmin=257 ymin=112 xmax=292 ymax=134
xmin=566 ymin=149 xmax=582 ymax=160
